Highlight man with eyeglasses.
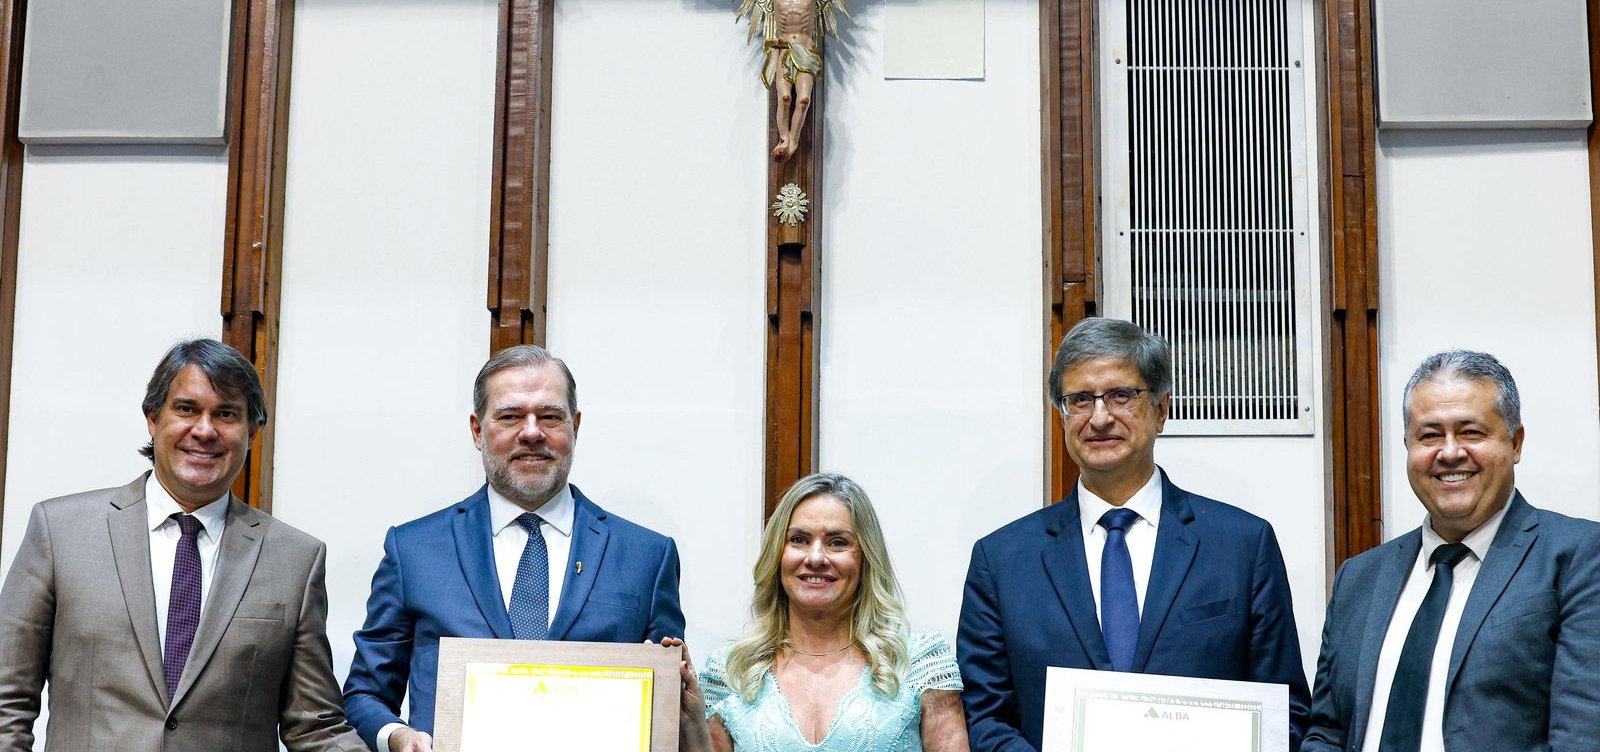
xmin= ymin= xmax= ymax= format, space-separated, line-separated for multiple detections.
xmin=956 ymin=317 xmax=1310 ymax=751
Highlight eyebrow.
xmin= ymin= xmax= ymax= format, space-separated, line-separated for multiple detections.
xmin=788 ymin=527 xmax=856 ymax=537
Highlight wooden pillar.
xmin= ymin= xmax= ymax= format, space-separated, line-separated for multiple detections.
xmin=1588 ymin=0 xmax=1600 ymax=400
xmin=220 ymin=0 xmax=294 ymax=512
xmin=0 ymin=0 xmax=26 ymax=533
xmin=1325 ymin=0 xmax=1383 ymax=562
xmin=1040 ymin=0 xmax=1098 ymax=506
xmin=763 ymin=58 xmax=823 ymax=520
xmin=487 ymin=0 xmax=554 ymax=352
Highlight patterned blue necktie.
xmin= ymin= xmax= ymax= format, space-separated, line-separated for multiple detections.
xmin=1098 ymin=507 xmax=1141 ymax=672
xmin=507 ymin=512 xmax=550 ymax=640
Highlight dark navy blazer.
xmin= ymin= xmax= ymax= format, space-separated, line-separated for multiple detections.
xmin=1303 ymin=493 xmax=1600 ymax=751
xmin=957 ymin=472 xmax=1311 ymax=751
xmin=341 ymin=484 xmax=684 ymax=748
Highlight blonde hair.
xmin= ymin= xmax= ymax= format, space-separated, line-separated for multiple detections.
xmin=722 ymin=472 xmax=910 ymax=701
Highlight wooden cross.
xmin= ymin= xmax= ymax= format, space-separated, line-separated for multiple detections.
xmin=763 ymin=44 xmax=825 ymax=520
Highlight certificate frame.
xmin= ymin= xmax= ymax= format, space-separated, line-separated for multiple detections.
xmin=1041 ymin=666 xmax=1288 ymax=752
xmin=434 ymin=637 xmax=682 ymax=752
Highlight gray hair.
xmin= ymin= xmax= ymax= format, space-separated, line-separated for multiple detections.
xmin=140 ymin=339 xmax=268 ymax=459
xmin=473 ymin=345 xmax=578 ymax=417
xmin=1402 ymin=350 xmax=1521 ymax=433
xmin=1047 ymin=317 xmax=1173 ymax=408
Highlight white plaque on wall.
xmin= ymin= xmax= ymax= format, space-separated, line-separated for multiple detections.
xmin=19 ymin=0 xmax=234 ymax=144
xmin=883 ymin=0 xmax=985 ymax=80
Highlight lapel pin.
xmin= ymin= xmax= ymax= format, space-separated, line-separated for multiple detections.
xmin=575 ymin=561 xmax=583 ymax=575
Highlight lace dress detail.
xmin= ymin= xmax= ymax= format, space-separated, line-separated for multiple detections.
xmin=700 ymin=632 xmax=962 ymax=752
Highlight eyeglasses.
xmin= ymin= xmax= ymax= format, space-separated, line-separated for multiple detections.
xmin=1057 ymin=387 xmax=1150 ymax=416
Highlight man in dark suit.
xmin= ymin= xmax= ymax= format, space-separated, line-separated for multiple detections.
xmin=1303 ymin=350 xmax=1600 ymax=751
xmin=957 ymin=317 xmax=1310 ymax=751
xmin=0 ymin=339 xmax=365 ymax=752
xmin=343 ymin=345 xmax=685 ymax=752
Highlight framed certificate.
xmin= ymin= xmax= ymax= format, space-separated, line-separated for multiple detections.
xmin=433 ymin=637 xmax=682 ymax=752
xmin=1041 ymin=667 xmax=1289 ymax=752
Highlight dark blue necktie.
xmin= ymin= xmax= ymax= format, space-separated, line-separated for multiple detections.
xmin=163 ymin=513 xmax=203 ymax=700
xmin=507 ymin=512 xmax=550 ymax=640
xmin=1098 ymin=507 xmax=1141 ymax=672
xmin=1379 ymin=542 xmax=1471 ymax=752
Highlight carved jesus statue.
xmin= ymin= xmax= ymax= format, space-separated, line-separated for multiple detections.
xmin=737 ymin=0 xmax=848 ymax=162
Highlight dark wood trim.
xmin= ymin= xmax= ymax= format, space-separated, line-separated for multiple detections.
xmin=221 ymin=0 xmax=296 ymax=512
xmin=1324 ymin=0 xmax=1383 ymax=562
xmin=762 ymin=62 xmax=823 ymax=520
xmin=1040 ymin=0 xmax=1098 ymax=506
xmin=487 ymin=0 xmax=554 ymax=352
xmin=0 ymin=0 xmax=25 ymax=537
xmin=1588 ymin=0 xmax=1600 ymax=403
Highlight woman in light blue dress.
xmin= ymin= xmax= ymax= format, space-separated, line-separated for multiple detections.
xmin=679 ymin=472 xmax=969 ymax=752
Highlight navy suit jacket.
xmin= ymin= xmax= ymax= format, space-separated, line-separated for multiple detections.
xmin=1303 ymin=493 xmax=1600 ymax=751
xmin=957 ymin=472 xmax=1311 ymax=751
xmin=342 ymin=484 xmax=684 ymax=748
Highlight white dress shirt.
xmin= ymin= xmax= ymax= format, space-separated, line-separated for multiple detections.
xmin=145 ymin=474 xmax=229 ymax=648
xmin=1078 ymin=470 xmax=1163 ymax=624
xmin=487 ymin=483 xmax=574 ymax=619
xmin=378 ymin=484 xmax=576 ymax=751
xmin=1361 ymin=498 xmax=1510 ymax=752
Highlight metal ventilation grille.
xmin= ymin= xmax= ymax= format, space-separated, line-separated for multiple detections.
xmin=1124 ymin=0 xmax=1302 ymax=424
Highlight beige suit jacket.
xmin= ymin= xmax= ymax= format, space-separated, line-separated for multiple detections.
xmin=0 ymin=474 xmax=368 ymax=752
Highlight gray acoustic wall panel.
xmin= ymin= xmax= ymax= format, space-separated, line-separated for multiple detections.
xmin=18 ymin=0 xmax=234 ymax=144
xmin=1375 ymin=0 xmax=1592 ymax=128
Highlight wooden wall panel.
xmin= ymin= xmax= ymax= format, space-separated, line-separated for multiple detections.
xmin=221 ymin=0 xmax=295 ymax=511
xmin=487 ymin=0 xmax=554 ymax=352
xmin=1040 ymin=0 xmax=1098 ymax=505
xmin=0 ymin=0 xmax=25 ymax=535
xmin=1324 ymin=0 xmax=1383 ymax=562
xmin=763 ymin=70 xmax=823 ymax=520
xmin=1589 ymin=0 xmax=1600 ymax=399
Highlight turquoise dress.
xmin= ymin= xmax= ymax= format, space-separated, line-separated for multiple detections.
xmin=700 ymin=632 xmax=962 ymax=752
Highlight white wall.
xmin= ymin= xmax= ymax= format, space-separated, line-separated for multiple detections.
xmin=818 ymin=0 xmax=1044 ymax=642
xmin=543 ymin=0 xmax=769 ymax=661
xmin=1378 ymin=130 xmax=1600 ymax=535
xmin=1 ymin=146 xmax=228 ymax=570
xmin=267 ymin=0 xmax=500 ymax=685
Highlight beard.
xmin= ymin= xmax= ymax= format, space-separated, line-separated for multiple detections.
xmin=482 ymin=448 xmax=570 ymax=508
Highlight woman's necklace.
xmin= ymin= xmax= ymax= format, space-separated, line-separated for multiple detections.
xmin=784 ymin=639 xmax=854 ymax=657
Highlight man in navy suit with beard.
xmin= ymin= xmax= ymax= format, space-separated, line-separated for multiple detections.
xmin=343 ymin=345 xmax=684 ymax=752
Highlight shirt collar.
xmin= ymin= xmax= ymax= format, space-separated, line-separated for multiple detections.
xmin=1421 ymin=488 xmax=1514 ymax=567
xmin=1078 ymin=468 xmax=1164 ymax=537
xmin=488 ymin=483 xmax=574 ymax=538
xmin=144 ymin=473 xmax=229 ymax=538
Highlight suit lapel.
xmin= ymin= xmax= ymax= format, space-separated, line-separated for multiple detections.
xmin=1445 ymin=494 xmax=1536 ymax=694
xmin=1352 ymin=530 xmax=1420 ymax=738
xmin=1131 ymin=477 xmax=1197 ymax=672
xmin=1040 ymin=490 xmax=1113 ymax=670
xmin=106 ymin=474 xmax=166 ymax=707
xmin=173 ymin=497 xmax=264 ymax=708
xmin=454 ymin=488 xmax=514 ymax=639
xmin=549 ymin=488 xmax=610 ymax=641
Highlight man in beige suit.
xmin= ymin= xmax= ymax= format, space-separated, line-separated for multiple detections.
xmin=0 ymin=339 xmax=365 ymax=752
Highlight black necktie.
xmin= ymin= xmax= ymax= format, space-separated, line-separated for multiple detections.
xmin=1378 ymin=542 xmax=1471 ymax=752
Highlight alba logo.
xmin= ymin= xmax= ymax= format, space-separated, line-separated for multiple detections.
xmin=1144 ymin=707 xmax=1190 ymax=721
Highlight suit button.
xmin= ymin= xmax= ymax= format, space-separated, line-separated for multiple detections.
xmin=165 ymin=720 xmax=177 ymax=730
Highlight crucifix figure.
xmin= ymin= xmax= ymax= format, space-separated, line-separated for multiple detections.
xmin=738 ymin=0 xmax=848 ymax=162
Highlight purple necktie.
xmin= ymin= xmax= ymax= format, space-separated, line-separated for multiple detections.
xmin=163 ymin=513 xmax=203 ymax=700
